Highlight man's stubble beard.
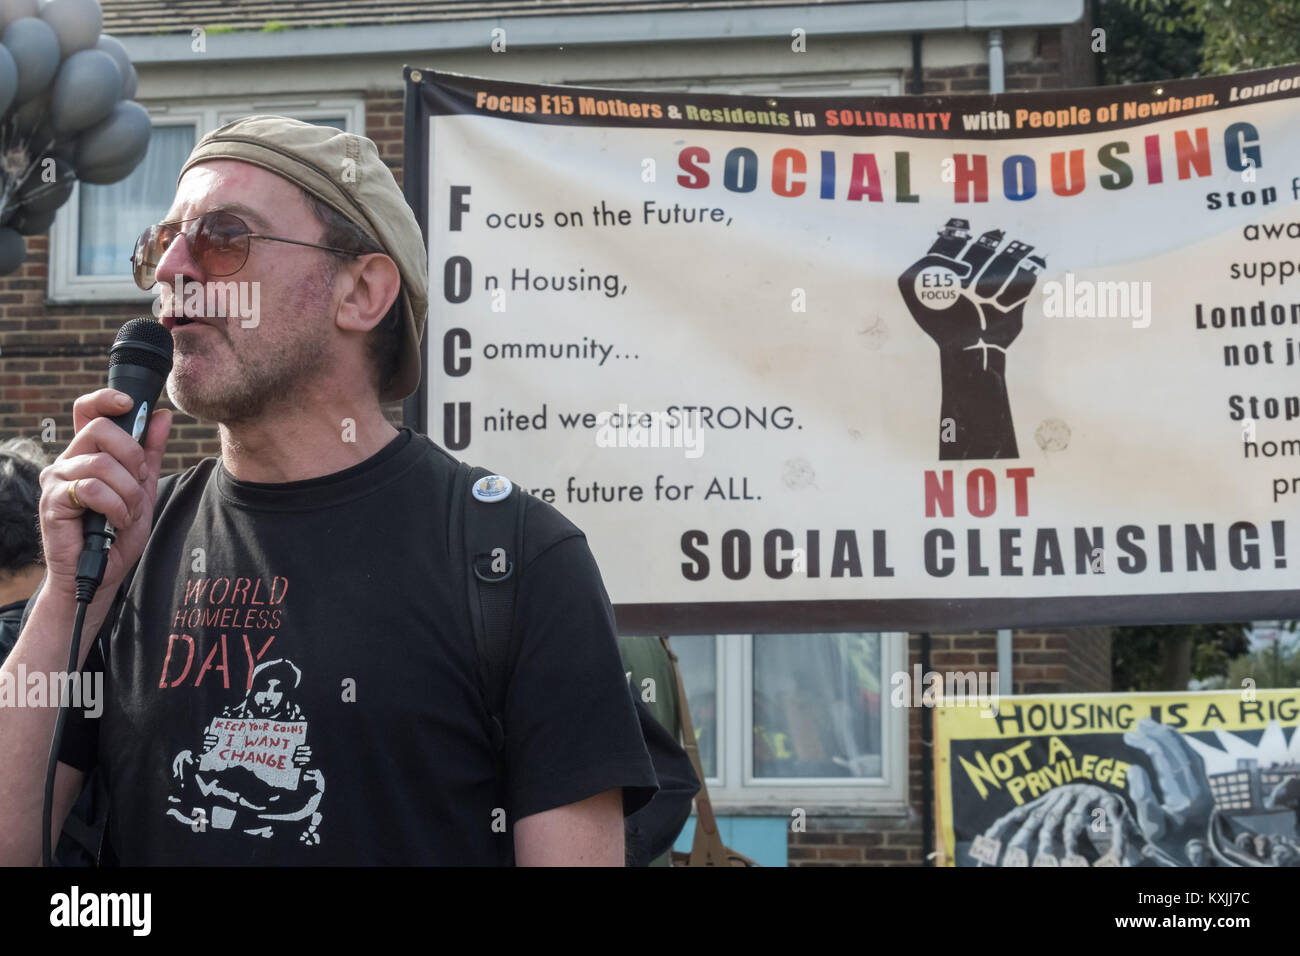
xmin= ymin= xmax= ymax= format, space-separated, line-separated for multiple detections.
xmin=165 ymin=263 xmax=338 ymax=426
xmin=166 ymin=332 xmax=331 ymax=426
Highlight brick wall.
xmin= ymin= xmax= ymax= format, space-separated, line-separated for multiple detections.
xmin=787 ymin=627 xmax=1113 ymax=867
xmin=1063 ymin=627 xmax=1114 ymax=693
xmin=903 ymin=30 xmax=1069 ymax=95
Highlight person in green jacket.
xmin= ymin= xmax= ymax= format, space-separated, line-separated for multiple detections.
xmin=618 ymin=635 xmax=685 ymax=866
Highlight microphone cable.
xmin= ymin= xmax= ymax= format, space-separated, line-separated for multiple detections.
xmin=42 ymin=595 xmax=92 ymax=868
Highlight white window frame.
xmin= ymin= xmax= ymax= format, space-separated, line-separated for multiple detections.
xmin=680 ymin=632 xmax=909 ymax=813
xmin=48 ymin=96 xmax=365 ymax=303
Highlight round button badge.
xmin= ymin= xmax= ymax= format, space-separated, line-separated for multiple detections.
xmin=472 ymin=474 xmax=513 ymax=502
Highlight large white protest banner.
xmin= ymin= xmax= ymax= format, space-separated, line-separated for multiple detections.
xmin=404 ymin=66 xmax=1300 ymax=631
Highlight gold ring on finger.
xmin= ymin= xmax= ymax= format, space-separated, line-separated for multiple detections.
xmin=67 ymin=479 xmax=84 ymax=510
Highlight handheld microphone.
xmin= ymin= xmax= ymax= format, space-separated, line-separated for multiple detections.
xmin=75 ymin=317 xmax=174 ymax=604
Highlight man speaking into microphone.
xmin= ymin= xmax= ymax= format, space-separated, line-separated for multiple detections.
xmin=0 ymin=117 xmax=656 ymax=865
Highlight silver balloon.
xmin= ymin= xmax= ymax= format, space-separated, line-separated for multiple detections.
xmin=16 ymin=155 xmax=73 ymax=212
xmin=0 ymin=227 xmax=25 ymax=275
xmin=2 ymin=17 xmax=60 ymax=102
xmin=49 ymin=48 xmax=120 ymax=135
xmin=24 ymin=121 xmax=57 ymax=157
xmin=0 ymin=0 xmax=39 ymax=30
xmin=121 ymin=60 xmax=136 ymax=99
xmin=38 ymin=0 xmax=100 ymax=58
xmin=10 ymin=87 xmax=49 ymax=132
xmin=11 ymin=205 xmax=57 ymax=236
xmin=94 ymin=34 xmax=133 ymax=99
xmin=0 ymin=43 xmax=15 ymax=116
xmin=47 ymin=139 xmax=75 ymax=167
xmin=75 ymin=99 xmax=148 ymax=170
xmin=73 ymin=153 xmax=139 ymax=184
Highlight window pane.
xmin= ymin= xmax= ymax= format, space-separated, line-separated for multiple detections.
xmin=78 ymin=125 xmax=195 ymax=276
xmin=670 ymin=635 xmax=717 ymax=778
xmin=753 ymin=633 xmax=882 ymax=779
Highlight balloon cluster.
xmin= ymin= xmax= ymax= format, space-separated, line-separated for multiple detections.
xmin=0 ymin=0 xmax=150 ymax=274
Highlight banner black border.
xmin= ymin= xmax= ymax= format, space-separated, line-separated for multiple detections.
xmin=406 ymin=62 xmax=1300 ymax=141
xmin=613 ymin=589 xmax=1300 ymax=634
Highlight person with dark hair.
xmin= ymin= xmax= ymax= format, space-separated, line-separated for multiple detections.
xmin=0 ymin=438 xmax=49 ymax=660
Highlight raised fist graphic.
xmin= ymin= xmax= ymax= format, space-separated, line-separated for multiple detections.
xmin=898 ymin=218 xmax=1045 ymax=460
xmin=1122 ymin=718 xmax=1215 ymax=865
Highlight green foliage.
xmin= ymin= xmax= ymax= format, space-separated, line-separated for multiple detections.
xmin=1111 ymin=622 xmax=1250 ymax=691
xmin=262 ymin=20 xmax=290 ymax=33
xmin=205 ymin=25 xmax=235 ymax=36
xmin=1095 ymin=3 xmax=1297 ymax=693
xmin=1099 ymin=0 xmax=1203 ymax=83
xmin=1228 ymin=638 xmax=1300 ymax=689
xmin=1109 ymin=0 xmax=1300 ymax=76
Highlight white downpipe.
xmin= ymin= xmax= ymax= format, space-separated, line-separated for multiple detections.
xmin=988 ymin=28 xmax=1005 ymax=93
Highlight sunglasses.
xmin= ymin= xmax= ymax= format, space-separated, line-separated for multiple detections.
xmin=130 ymin=209 xmax=363 ymax=291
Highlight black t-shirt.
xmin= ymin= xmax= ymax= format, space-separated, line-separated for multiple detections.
xmin=53 ymin=428 xmax=656 ymax=864
xmin=0 ymin=599 xmax=27 ymax=662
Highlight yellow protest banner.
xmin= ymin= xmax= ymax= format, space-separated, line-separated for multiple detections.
xmin=935 ymin=689 xmax=1300 ymax=866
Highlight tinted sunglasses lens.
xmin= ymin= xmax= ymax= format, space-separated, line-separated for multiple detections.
xmin=195 ymin=211 xmax=249 ymax=277
xmin=131 ymin=226 xmax=169 ymax=290
xmin=132 ymin=212 xmax=252 ymax=289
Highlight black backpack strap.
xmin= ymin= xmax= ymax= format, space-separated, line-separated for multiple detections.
xmin=455 ymin=462 xmax=527 ymax=756
xmin=453 ymin=463 xmax=697 ymax=866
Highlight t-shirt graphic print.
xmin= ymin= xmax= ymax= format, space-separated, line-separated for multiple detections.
xmin=167 ymin=656 xmax=324 ymax=846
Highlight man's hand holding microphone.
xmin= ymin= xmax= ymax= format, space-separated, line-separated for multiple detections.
xmin=34 ymin=317 xmax=174 ymax=653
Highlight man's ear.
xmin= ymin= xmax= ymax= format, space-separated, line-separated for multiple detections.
xmin=335 ymin=253 xmax=401 ymax=333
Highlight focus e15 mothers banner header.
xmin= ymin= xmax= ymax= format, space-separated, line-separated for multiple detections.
xmin=405 ymin=65 xmax=1300 ymax=633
